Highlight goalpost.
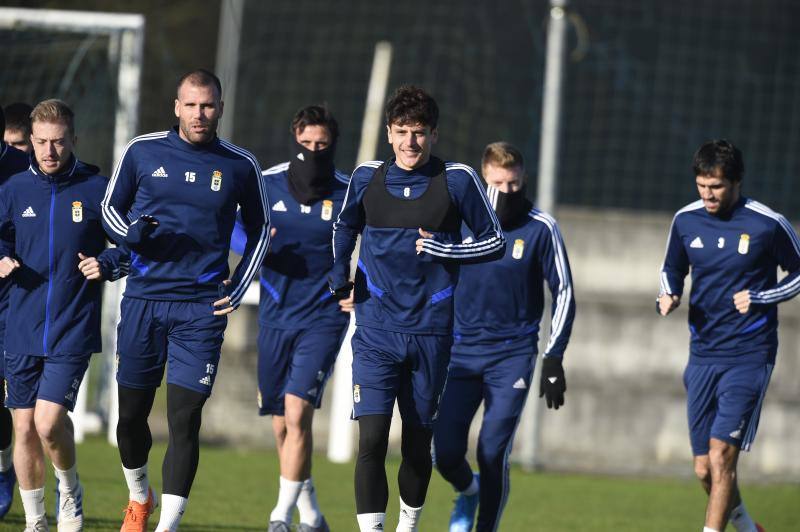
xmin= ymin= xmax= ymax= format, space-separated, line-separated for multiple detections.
xmin=0 ymin=7 xmax=145 ymax=444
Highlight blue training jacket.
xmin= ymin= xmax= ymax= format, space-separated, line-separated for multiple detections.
xmin=660 ymin=197 xmax=800 ymax=364
xmin=0 ymin=156 xmax=128 ymax=356
xmin=454 ymin=208 xmax=575 ymax=358
xmin=332 ymin=158 xmax=505 ymax=335
xmin=101 ymin=128 xmax=270 ymax=308
xmin=231 ymin=162 xmax=350 ymax=329
xmin=0 ymin=141 xmax=31 ymax=354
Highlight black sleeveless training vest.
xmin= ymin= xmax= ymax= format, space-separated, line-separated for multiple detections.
xmin=363 ymin=157 xmax=461 ymax=232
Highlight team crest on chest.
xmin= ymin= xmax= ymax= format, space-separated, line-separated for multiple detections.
xmin=738 ymin=234 xmax=750 ymax=255
xmin=512 ymin=238 xmax=525 ymax=259
xmin=71 ymin=201 xmax=83 ymax=223
xmin=210 ymin=170 xmax=223 ymax=191
xmin=321 ymin=200 xmax=333 ymax=221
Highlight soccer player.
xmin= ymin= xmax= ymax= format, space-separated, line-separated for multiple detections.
xmin=3 ymin=102 xmax=34 ymax=153
xmin=0 ymin=99 xmax=128 ymax=532
xmin=230 ymin=105 xmax=351 ymax=532
xmin=0 ymin=104 xmax=31 ymax=519
xmin=658 ymin=140 xmax=797 ymax=532
xmin=101 ymin=69 xmax=270 ymax=532
xmin=434 ymin=142 xmax=575 ymax=532
xmin=330 ymin=85 xmax=505 ymax=532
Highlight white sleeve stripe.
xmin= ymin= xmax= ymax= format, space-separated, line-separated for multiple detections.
xmin=533 ymin=212 xmax=573 ymax=352
xmin=751 ymin=274 xmax=800 ymax=302
xmin=445 ymin=162 xmax=503 ymax=236
xmin=262 ymin=162 xmax=290 ymax=175
xmin=420 ymin=237 xmax=502 ymax=257
xmin=218 ymin=139 xmax=268 ymax=211
xmin=532 ymin=211 xmax=570 ymax=347
xmin=421 ymin=245 xmax=502 ymax=259
xmin=335 ymin=170 xmax=351 ymax=184
xmin=745 ymin=201 xmax=800 ymax=258
xmin=658 ymin=210 xmax=684 ymax=294
xmin=421 ymin=234 xmax=502 ymax=251
xmin=229 ymin=225 xmax=269 ymax=304
xmin=101 ymin=131 xmax=169 ymax=237
xmin=217 ymin=139 xmax=271 ymax=304
xmin=331 ymin=165 xmax=363 ymax=262
xmin=534 ymin=213 xmax=571 ymax=340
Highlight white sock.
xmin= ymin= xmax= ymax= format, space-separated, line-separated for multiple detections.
xmin=269 ymin=476 xmax=302 ymax=524
xmin=729 ymin=502 xmax=758 ymax=532
xmin=396 ymin=498 xmax=423 ymax=532
xmin=122 ymin=464 xmax=150 ymax=504
xmin=54 ymin=464 xmax=79 ymax=493
xmin=357 ymin=512 xmax=385 ymax=531
xmin=461 ymin=476 xmax=479 ymax=496
xmin=296 ymin=477 xmax=323 ymax=527
xmin=20 ymin=486 xmax=46 ymax=523
xmin=0 ymin=445 xmax=12 ymax=472
xmin=155 ymin=494 xmax=188 ymax=531
xmin=703 ymin=527 xmax=719 ymax=532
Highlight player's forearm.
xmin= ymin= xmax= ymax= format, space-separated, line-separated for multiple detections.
xmin=228 ymin=224 xmax=270 ymax=308
xmin=749 ymin=270 xmax=800 ymax=304
xmin=544 ymin=294 xmax=575 ymax=358
xmin=331 ymin=226 xmax=358 ymax=286
xmin=97 ymin=247 xmax=131 ymax=281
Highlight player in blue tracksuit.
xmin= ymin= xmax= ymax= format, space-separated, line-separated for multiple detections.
xmin=0 ymin=99 xmax=128 ymax=531
xmin=0 ymin=106 xmax=33 ymax=518
xmin=330 ymin=86 xmax=505 ymax=532
xmin=230 ymin=105 xmax=350 ymax=532
xmin=101 ymin=70 xmax=270 ymax=532
xmin=658 ymin=140 xmax=797 ymax=532
xmin=435 ymin=142 xmax=575 ymax=532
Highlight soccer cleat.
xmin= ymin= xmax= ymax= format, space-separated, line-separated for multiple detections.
xmin=755 ymin=524 xmax=765 ymax=532
xmin=449 ymin=474 xmax=479 ymax=532
xmin=267 ymin=521 xmax=291 ymax=532
xmin=120 ymin=487 xmax=157 ymax=532
xmin=24 ymin=516 xmax=50 ymax=531
xmin=0 ymin=465 xmax=16 ymax=518
xmin=55 ymin=478 xmax=84 ymax=531
xmin=295 ymin=516 xmax=330 ymax=531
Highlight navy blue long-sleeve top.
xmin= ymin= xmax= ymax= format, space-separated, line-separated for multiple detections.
xmin=0 ymin=141 xmax=31 ymax=353
xmin=101 ymin=128 xmax=270 ymax=308
xmin=0 ymin=157 xmax=128 ymax=356
xmin=332 ymin=158 xmax=505 ymax=335
xmin=660 ymin=197 xmax=800 ymax=364
xmin=454 ymin=208 xmax=575 ymax=358
xmin=231 ymin=162 xmax=350 ymax=329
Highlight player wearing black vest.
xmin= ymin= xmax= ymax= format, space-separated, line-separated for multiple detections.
xmin=330 ymin=86 xmax=504 ymax=532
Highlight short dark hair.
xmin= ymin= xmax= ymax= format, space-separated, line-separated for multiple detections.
xmin=385 ymin=85 xmax=438 ymax=129
xmin=692 ymin=139 xmax=744 ymax=182
xmin=4 ymin=102 xmax=33 ymax=137
xmin=176 ymin=69 xmax=222 ymax=100
xmin=0 ymin=106 xmax=4 ymax=136
xmin=290 ymin=105 xmax=339 ymax=143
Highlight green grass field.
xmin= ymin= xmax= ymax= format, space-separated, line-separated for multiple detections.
xmin=0 ymin=437 xmax=796 ymax=531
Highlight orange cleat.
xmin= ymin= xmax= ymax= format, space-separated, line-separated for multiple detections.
xmin=120 ymin=487 xmax=158 ymax=532
xmin=755 ymin=524 xmax=765 ymax=532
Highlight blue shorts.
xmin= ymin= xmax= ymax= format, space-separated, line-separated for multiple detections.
xmin=4 ymin=352 xmax=90 ymax=411
xmin=684 ymin=362 xmax=773 ymax=455
xmin=257 ymin=324 xmax=348 ymax=416
xmin=351 ymin=326 xmax=452 ymax=427
xmin=116 ymin=297 xmax=227 ymax=396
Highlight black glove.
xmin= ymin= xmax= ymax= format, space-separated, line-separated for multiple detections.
xmin=539 ymin=356 xmax=566 ymax=409
xmin=125 ymin=214 xmax=159 ymax=247
xmin=328 ymin=276 xmax=353 ymax=301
